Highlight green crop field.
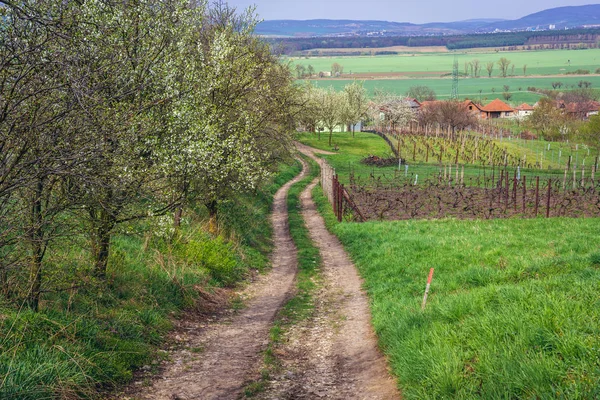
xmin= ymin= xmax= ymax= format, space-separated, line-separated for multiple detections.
xmin=309 ymin=76 xmax=600 ymax=104
xmin=305 ymin=132 xmax=600 ymax=398
xmin=292 ymin=48 xmax=600 ymax=104
xmin=292 ymin=49 xmax=600 ymax=77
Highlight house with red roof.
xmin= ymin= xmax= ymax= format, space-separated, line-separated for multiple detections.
xmin=480 ymin=99 xmax=515 ymax=119
xmin=515 ymin=103 xmax=535 ymax=119
xmin=557 ymin=100 xmax=600 ymax=119
xmin=419 ymin=99 xmax=485 ymax=117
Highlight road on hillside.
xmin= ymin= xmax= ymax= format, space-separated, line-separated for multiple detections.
xmin=118 ymin=144 xmax=399 ymax=399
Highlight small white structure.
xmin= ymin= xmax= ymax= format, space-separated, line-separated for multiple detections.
xmin=515 ymin=103 xmax=535 ymax=119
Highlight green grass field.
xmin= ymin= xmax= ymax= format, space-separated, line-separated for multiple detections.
xmin=327 ymin=215 xmax=600 ymax=399
xmin=293 ymin=48 xmax=600 ymax=104
xmin=293 ymin=48 xmax=600 ymax=77
xmin=305 ymin=133 xmax=600 ymax=398
xmin=308 ymin=76 xmax=600 ymax=104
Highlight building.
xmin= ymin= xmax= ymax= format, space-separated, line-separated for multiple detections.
xmin=480 ymin=99 xmax=515 ymax=119
xmin=558 ymin=100 xmax=600 ymax=119
xmin=515 ymin=103 xmax=535 ymax=119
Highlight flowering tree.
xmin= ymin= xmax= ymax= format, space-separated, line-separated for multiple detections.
xmin=343 ymin=81 xmax=369 ymax=137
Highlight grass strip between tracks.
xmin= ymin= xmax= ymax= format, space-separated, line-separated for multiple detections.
xmin=244 ymin=156 xmax=322 ymax=397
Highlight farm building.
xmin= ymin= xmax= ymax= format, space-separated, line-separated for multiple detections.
xmin=557 ymin=100 xmax=600 ymax=119
xmin=480 ymin=99 xmax=515 ymax=119
xmin=463 ymin=100 xmax=486 ymax=118
xmin=515 ymin=103 xmax=535 ymax=119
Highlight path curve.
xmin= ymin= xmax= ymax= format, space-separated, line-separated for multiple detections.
xmin=125 ymin=159 xmax=308 ymax=400
xmin=259 ymin=145 xmax=400 ymax=399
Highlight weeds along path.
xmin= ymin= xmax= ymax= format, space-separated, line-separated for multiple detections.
xmin=124 ymin=159 xmax=308 ymax=400
xmin=258 ymin=145 xmax=400 ymax=399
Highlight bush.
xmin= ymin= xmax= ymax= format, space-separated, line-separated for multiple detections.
xmin=566 ymin=69 xmax=590 ymax=75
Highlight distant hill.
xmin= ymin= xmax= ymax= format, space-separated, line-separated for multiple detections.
xmin=488 ymin=4 xmax=600 ymax=31
xmin=256 ymin=4 xmax=600 ymax=37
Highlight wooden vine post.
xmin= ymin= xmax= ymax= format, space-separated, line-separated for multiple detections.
xmin=546 ymin=178 xmax=551 ymax=218
xmin=421 ymin=268 xmax=435 ymax=310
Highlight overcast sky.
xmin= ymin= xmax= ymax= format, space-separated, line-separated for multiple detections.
xmin=223 ymin=0 xmax=597 ymax=24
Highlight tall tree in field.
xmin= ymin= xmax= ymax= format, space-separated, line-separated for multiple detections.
xmin=343 ymin=81 xmax=369 ymax=137
xmin=331 ymin=62 xmax=344 ymax=76
xmin=297 ymin=83 xmax=322 ymax=135
xmin=64 ymin=0 xmax=195 ymax=278
xmin=0 ymin=0 xmax=83 ymax=307
xmin=419 ymin=100 xmax=478 ymax=138
xmin=497 ymin=57 xmax=511 ymax=78
xmin=526 ymin=97 xmax=565 ymax=140
xmin=486 ymin=62 xmax=494 ymax=77
xmin=406 ymin=85 xmax=436 ymax=102
xmin=472 ymin=59 xmax=481 ymax=77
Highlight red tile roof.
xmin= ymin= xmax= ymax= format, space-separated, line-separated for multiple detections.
xmin=515 ymin=103 xmax=534 ymax=111
xmin=481 ymin=99 xmax=514 ymax=112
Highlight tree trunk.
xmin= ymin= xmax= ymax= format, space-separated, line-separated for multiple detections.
xmin=206 ymin=200 xmax=218 ymax=235
xmin=28 ymin=178 xmax=45 ymax=311
xmin=328 ymin=129 xmax=333 ymax=146
xmin=174 ymin=204 xmax=183 ymax=229
xmin=92 ymin=226 xmax=112 ymax=279
xmin=90 ymin=206 xmax=115 ymax=280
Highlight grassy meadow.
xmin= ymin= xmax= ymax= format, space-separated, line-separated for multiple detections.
xmin=304 ymin=132 xmax=600 ymax=398
xmin=327 ymin=214 xmax=600 ymax=399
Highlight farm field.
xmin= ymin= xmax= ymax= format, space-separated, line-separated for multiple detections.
xmin=305 ymin=133 xmax=600 ymax=398
xmin=292 ymin=48 xmax=600 ymax=77
xmin=309 ymin=76 xmax=600 ymax=104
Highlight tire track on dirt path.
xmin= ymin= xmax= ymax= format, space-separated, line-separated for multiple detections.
xmin=122 ymin=159 xmax=308 ymax=400
xmin=258 ymin=145 xmax=399 ymax=399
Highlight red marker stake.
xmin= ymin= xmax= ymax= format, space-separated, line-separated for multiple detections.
xmin=421 ymin=268 xmax=435 ymax=310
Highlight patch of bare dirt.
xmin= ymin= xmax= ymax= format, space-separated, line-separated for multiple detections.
xmin=116 ymin=159 xmax=308 ymax=400
xmin=256 ymin=146 xmax=400 ymax=399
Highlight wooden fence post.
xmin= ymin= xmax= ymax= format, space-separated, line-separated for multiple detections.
xmin=513 ymin=177 xmax=517 ymax=212
xmin=546 ymin=178 xmax=551 ymax=218
xmin=338 ymin=181 xmax=343 ymax=222
xmin=333 ymin=174 xmax=338 ymax=218
xmin=421 ymin=268 xmax=435 ymax=310
xmin=522 ymin=176 xmax=527 ymax=213
xmin=535 ymin=176 xmax=540 ymax=217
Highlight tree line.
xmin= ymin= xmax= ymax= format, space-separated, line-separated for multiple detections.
xmin=269 ymin=28 xmax=600 ymax=54
xmin=0 ymin=0 xmax=298 ymax=311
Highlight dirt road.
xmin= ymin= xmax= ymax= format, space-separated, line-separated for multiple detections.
xmin=122 ymin=159 xmax=308 ymax=400
xmin=120 ymin=145 xmax=399 ymax=399
xmin=256 ymin=145 xmax=400 ymax=399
